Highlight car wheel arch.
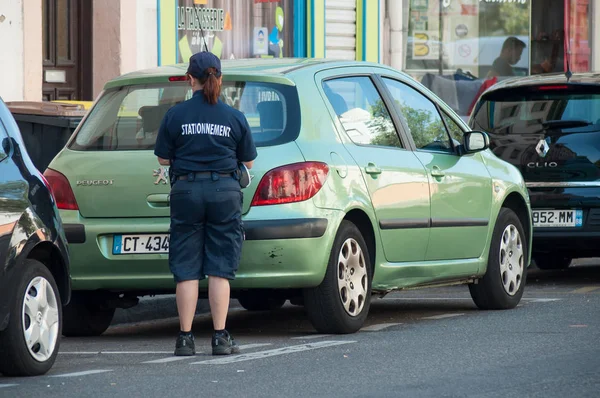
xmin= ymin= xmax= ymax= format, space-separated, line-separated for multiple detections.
xmin=343 ymin=209 xmax=377 ymax=273
xmin=500 ymin=192 xmax=531 ymax=247
xmin=27 ymin=241 xmax=71 ymax=306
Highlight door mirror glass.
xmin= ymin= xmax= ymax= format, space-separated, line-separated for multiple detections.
xmin=464 ymin=131 xmax=489 ymax=153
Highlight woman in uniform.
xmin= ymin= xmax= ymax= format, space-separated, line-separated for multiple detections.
xmin=154 ymin=52 xmax=257 ymax=356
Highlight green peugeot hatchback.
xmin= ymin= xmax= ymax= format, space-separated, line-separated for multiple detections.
xmin=45 ymin=58 xmax=532 ymax=336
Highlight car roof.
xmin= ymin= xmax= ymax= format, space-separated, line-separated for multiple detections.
xmin=486 ymin=72 xmax=600 ymax=93
xmin=103 ymin=58 xmax=393 ymax=89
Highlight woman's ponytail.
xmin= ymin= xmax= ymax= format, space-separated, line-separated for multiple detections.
xmin=200 ymin=67 xmax=221 ymax=105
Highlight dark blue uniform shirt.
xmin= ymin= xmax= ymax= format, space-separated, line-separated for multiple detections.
xmin=154 ymin=90 xmax=257 ymax=175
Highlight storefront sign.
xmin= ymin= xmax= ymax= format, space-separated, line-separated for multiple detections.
xmin=413 ymin=31 xmax=440 ymax=60
xmin=455 ymin=24 xmax=468 ymax=37
xmin=175 ymin=0 xmax=294 ymax=62
xmin=253 ymin=27 xmax=269 ymax=55
xmin=479 ymin=0 xmax=527 ymax=4
xmin=177 ymin=6 xmax=225 ymax=32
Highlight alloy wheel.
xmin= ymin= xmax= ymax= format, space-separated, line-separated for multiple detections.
xmin=499 ymin=224 xmax=524 ymax=296
xmin=21 ymin=276 xmax=60 ymax=362
xmin=337 ymin=238 xmax=368 ymax=316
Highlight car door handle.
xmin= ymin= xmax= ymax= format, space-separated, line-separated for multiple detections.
xmin=430 ymin=166 xmax=445 ymax=178
xmin=365 ymin=163 xmax=382 ymax=175
xmin=147 ymin=194 xmax=170 ymax=208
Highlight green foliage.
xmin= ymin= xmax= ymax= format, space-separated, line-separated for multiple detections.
xmin=480 ymin=3 xmax=529 ymax=36
xmin=359 ymin=99 xmax=452 ymax=150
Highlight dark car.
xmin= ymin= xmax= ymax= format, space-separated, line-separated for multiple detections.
xmin=469 ymin=72 xmax=600 ymax=269
xmin=0 ymin=97 xmax=71 ymax=376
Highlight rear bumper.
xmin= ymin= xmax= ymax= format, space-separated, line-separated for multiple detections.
xmin=530 ymin=202 xmax=600 ymax=257
xmin=59 ymin=207 xmax=342 ymax=291
xmin=533 ymin=230 xmax=600 ymax=257
xmin=244 ymin=218 xmax=328 ymax=240
xmin=65 ymin=219 xmax=328 ymax=243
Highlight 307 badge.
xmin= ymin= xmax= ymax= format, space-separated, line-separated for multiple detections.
xmin=153 ymin=167 xmax=169 ymax=185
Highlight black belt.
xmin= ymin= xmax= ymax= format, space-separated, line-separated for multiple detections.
xmin=177 ymin=171 xmax=234 ymax=180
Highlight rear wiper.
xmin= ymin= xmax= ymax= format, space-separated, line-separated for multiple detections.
xmin=542 ymin=119 xmax=592 ymax=130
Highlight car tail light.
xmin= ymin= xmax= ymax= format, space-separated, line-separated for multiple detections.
xmin=535 ymin=85 xmax=569 ymax=90
xmin=250 ymin=162 xmax=329 ymax=207
xmin=43 ymin=168 xmax=79 ymax=210
xmin=168 ymin=76 xmax=188 ymax=82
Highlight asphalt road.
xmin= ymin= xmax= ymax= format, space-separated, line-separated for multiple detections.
xmin=1 ymin=262 xmax=599 ymax=398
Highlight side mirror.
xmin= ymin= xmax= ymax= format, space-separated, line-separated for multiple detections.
xmin=463 ymin=131 xmax=490 ymax=153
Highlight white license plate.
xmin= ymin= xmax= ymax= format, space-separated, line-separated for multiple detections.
xmin=113 ymin=234 xmax=170 ymax=255
xmin=532 ymin=210 xmax=583 ymax=228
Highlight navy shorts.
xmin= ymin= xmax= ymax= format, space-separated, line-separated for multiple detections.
xmin=168 ymin=173 xmax=244 ymax=282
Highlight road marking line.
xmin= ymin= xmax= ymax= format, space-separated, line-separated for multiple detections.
xmin=59 ymin=351 xmax=173 ymax=355
xmin=361 ymin=323 xmax=402 ymax=332
xmin=0 ymin=384 xmax=18 ymax=388
xmin=51 ymin=370 xmax=113 ymax=378
xmin=190 ymin=340 xmax=356 ymax=365
xmin=381 ymin=297 xmax=473 ymax=301
xmin=421 ymin=313 xmax=464 ymax=320
xmin=100 ymin=351 xmax=174 ymax=354
xmin=239 ymin=343 xmax=272 ymax=350
xmin=142 ymin=344 xmax=272 ymax=363
xmin=59 ymin=352 xmax=100 ymax=355
xmin=381 ymin=297 xmax=563 ymax=302
xmin=525 ymin=298 xmax=562 ymax=303
xmin=572 ymin=286 xmax=600 ymax=294
xmin=143 ymin=356 xmax=196 ymax=364
xmin=290 ymin=334 xmax=332 ymax=340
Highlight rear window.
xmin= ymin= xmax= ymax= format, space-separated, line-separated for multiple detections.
xmin=69 ymin=81 xmax=300 ymax=151
xmin=470 ymin=87 xmax=600 ymax=136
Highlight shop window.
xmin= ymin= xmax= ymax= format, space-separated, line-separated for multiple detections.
xmin=175 ymin=0 xmax=294 ymax=62
xmin=404 ymin=0 xmax=530 ymax=79
xmin=531 ymin=0 xmax=592 ymax=74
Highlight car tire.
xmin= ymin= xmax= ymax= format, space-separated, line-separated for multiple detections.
xmin=237 ymin=292 xmax=286 ymax=311
xmin=62 ymin=293 xmax=115 ymax=337
xmin=469 ymin=208 xmax=527 ymax=310
xmin=534 ymin=255 xmax=572 ymax=270
xmin=303 ymin=220 xmax=372 ymax=334
xmin=0 ymin=259 xmax=62 ymax=376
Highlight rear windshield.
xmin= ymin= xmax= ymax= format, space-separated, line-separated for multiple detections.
xmin=69 ymin=81 xmax=300 ymax=151
xmin=470 ymin=88 xmax=600 ymax=136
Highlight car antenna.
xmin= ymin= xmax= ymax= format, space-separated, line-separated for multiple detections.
xmin=564 ymin=30 xmax=572 ymax=82
xmin=200 ymin=26 xmax=209 ymax=53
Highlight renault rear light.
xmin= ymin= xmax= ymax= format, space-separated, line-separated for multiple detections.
xmin=43 ymin=168 xmax=79 ymax=210
xmin=250 ymin=162 xmax=329 ymax=207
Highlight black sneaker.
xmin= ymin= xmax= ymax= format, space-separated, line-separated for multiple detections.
xmin=174 ymin=334 xmax=195 ymax=356
xmin=211 ymin=330 xmax=240 ymax=356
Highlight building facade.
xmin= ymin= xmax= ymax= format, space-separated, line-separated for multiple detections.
xmin=0 ymin=0 xmax=598 ymax=106
xmin=0 ymin=0 xmax=158 ymax=102
xmin=383 ymin=0 xmax=600 ymax=117
xmin=155 ymin=0 xmax=382 ymax=65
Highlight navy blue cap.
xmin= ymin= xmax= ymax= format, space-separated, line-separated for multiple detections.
xmin=186 ymin=51 xmax=222 ymax=79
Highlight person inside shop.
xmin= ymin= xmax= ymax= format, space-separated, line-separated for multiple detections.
xmin=154 ymin=51 xmax=257 ymax=356
xmin=487 ymin=37 xmax=527 ymax=78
